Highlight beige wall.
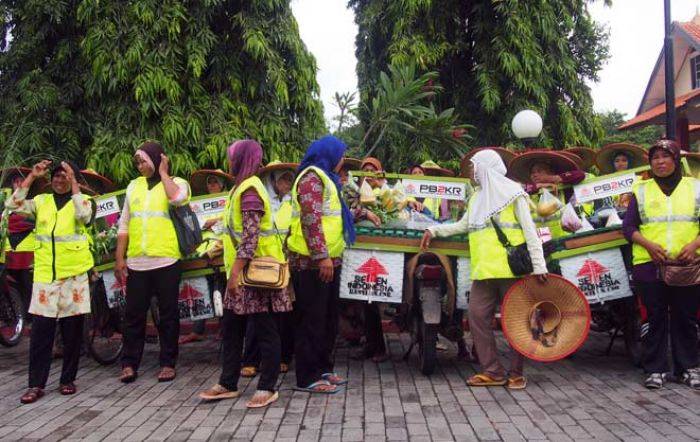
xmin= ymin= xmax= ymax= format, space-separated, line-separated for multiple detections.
xmin=675 ymin=49 xmax=695 ymax=96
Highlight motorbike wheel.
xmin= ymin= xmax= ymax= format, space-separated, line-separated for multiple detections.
xmin=417 ymin=316 xmax=438 ymax=376
xmin=0 ymin=285 xmax=24 ymax=347
xmin=85 ymin=312 xmax=123 ymax=365
xmin=621 ymin=298 xmax=643 ymax=368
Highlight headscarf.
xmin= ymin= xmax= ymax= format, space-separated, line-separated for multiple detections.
xmin=467 ymin=149 xmax=527 ymax=228
xmin=228 ymin=140 xmax=263 ymax=186
xmin=361 ymin=157 xmax=383 ymax=171
xmin=297 ymin=135 xmax=356 ymax=245
xmin=51 ymin=160 xmax=83 ymax=210
xmin=648 ymin=139 xmax=683 ymax=196
xmin=136 ymin=141 xmax=165 ymax=187
xmin=264 ymin=169 xmax=294 ymax=214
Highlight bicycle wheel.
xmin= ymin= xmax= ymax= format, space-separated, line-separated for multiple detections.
xmin=0 ymin=284 xmax=25 ymax=347
xmin=85 ymin=278 xmax=123 ymax=365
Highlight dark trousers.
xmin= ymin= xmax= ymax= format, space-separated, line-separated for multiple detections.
xmin=293 ymin=268 xmax=340 ymax=388
xmin=219 ymin=310 xmax=280 ymax=392
xmin=364 ymin=302 xmax=386 ymax=357
xmin=243 ymin=312 xmax=294 ymax=366
xmin=7 ymin=268 xmax=33 ymax=315
xmin=29 ymin=315 xmax=84 ymax=388
xmin=639 ymin=281 xmax=700 ymax=375
xmin=121 ymin=262 xmax=181 ymax=371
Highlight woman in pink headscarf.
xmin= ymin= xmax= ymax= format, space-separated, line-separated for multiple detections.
xmin=199 ymin=140 xmax=291 ymax=408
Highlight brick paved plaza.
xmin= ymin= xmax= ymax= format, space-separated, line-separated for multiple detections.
xmin=0 ymin=331 xmax=698 ymax=441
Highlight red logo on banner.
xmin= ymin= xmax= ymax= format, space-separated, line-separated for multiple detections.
xmin=576 ymin=259 xmax=608 ymax=284
xmin=356 ymin=257 xmax=388 ymax=284
xmin=179 ymin=282 xmax=204 ymax=303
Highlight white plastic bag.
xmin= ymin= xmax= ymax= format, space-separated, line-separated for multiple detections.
xmin=536 ymin=188 xmax=564 ymax=217
xmin=561 ymin=203 xmax=582 ymax=233
xmin=579 ymin=214 xmax=594 ymax=232
xmin=605 ymin=210 xmax=622 ymax=227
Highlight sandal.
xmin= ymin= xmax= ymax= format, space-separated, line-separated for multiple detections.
xmin=157 ymin=366 xmax=176 ymax=382
xmin=20 ymin=387 xmax=44 ymax=404
xmin=59 ymin=383 xmax=77 ymax=395
xmin=293 ymin=380 xmax=340 ymax=394
xmin=199 ymin=384 xmax=239 ymax=401
xmin=644 ymin=372 xmax=666 ymax=389
xmin=119 ymin=366 xmax=137 ymax=383
xmin=681 ymin=368 xmax=700 ymax=390
xmin=322 ymin=373 xmax=348 ymax=386
xmin=280 ymin=363 xmax=289 ymax=374
xmin=178 ymin=333 xmax=204 ymax=345
xmin=246 ymin=390 xmax=279 ymax=409
xmin=466 ymin=373 xmax=507 ymax=387
xmin=506 ymin=376 xmax=527 ymax=390
xmin=240 ymin=366 xmax=257 ymax=378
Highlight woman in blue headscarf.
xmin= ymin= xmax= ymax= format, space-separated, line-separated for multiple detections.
xmin=287 ymin=136 xmax=376 ymax=393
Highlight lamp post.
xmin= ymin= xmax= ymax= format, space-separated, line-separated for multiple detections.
xmin=511 ymin=109 xmax=543 ymax=149
xmin=664 ymin=0 xmax=676 ymax=140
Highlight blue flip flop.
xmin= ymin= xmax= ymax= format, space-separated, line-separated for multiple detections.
xmin=293 ymin=380 xmax=343 ymax=394
xmin=322 ymin=373 xmax=348 ymax=386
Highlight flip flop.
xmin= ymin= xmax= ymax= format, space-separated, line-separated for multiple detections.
xmin=240 ymin=366 xmax=257 ymax=378
xmin=506 ymin=376 xmax=527 ymax=390
xmin=322 ymin=373 xmax=348 ymax=386
xmin=246 ymin=390 xmax=279 ymax=408
xmin=293 ymin=380 xmax=341 ymax=395
xmin=466 ymin=373 xmax=507 ymax=387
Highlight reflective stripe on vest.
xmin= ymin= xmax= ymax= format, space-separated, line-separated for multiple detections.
xmin=467 ymin=196 xmax=526 ymax=280
xmin=126 ymin=177 xmax=189 ymax=259
xmin=287 ymin=166 xmax=346 ymax=258
xmin=229 ymin=176 xmax=285 ymax=264
xmin=632 ymin=177 xmax=700 ymax=265
xmin=33 ymin=194 xmax=94 ymax=283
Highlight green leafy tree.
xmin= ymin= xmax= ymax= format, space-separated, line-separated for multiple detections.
xmin=598 ymin=109 xmax=663 ymax=148
xmin=0 ymin=1 xmax=325 ymax=185
xmin=350 ymin=0 xmax=610 ymax=149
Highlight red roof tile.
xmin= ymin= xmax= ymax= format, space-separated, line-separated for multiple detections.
xmin=679 ymin=21 xmax=700 ymax=45
xmin=618 ymin=89 xmax=700 ymax=130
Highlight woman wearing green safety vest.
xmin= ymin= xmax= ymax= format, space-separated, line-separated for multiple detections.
xmin=200 ymin=140 xmax=291 ymax=408
xmin=8 ymin=160 xmax=95 ymax=404
xmin=240 ymin=161 xmax=297 ymax=377
xmin=623 ymin=139 xmax=700 ymax=390
xmin=421 ymin=149 xmax=548 ymax=390
xmin=116 ymin=141 xmax=191 ymax=384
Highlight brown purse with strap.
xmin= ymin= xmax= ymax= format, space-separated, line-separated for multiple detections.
xmin=659 ymin=259 xmax=700 ymax=287
xmin=237 ymin=219 xmax=290 ymax=290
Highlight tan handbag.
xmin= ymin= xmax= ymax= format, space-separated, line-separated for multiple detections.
xmin=659 ymin=260 xmax=700 ymax=287
xmin=238 ymin=256 xmax=290 ymax=289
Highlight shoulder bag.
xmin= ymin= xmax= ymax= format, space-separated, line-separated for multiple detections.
xmin=169 ymin=204 xmax=203 ymax=256
xmin=490 ymin=216 xmax=533 ymax=276
xmin=237 ymin=219 xmax=290 ymax=290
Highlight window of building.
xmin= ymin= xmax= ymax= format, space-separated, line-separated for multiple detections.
xmin=691 ymin=55 xmax=700 ymax=89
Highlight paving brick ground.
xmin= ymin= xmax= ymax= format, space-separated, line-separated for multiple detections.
xmin=0 ymin=329 xmax=698 ymax=441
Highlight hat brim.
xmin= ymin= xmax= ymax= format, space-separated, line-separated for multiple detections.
xmin=501 ymin=274 xmax=591 ymax=362
xmin=507 ymin=151 xmax=580 ymax=183
xmin=422 ymin=167 xmax=455 ymax=177
xmin=564 ymin=147 xmax=596 ymax=171
xmin=682 ymin=152 xmax=700 ymax=178
xmin=80 ymin=170 xmax=116 ymax=195
xmin=258 ymin=162 xmax=299 ymax=176
xmin=1 ymin=167 xmax=47 ymax=198
xmin=596 ymin=143 xmax=648 ymax=174
xmin=461 ymin=147 xmax=517 ymax=177
xmin=342 ymin=158 xmax=362 ymax=171
xmin=190 ymin=169 xmax=234 ymax=196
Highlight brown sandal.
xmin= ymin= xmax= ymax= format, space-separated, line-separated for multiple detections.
xmin=466 ymin=373 xmax=507 ymax=387
xmin=59 ymin=383 xmax=77 ymax=395
xmin=157 ymin=366 xmax=176 ymax=382
xmin=119 ymin=366 xmax=137 ymax=383
xmin=20 ymin=387 xmax=44 ymax=404
xmin=507 ymin=376 xmax=527 ymax=390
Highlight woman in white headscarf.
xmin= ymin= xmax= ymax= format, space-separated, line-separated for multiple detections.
xmin=420 ymin=149 xmax=548 ymax=390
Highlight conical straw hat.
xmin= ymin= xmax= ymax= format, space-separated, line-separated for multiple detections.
xmin=501 ymin=274 xmax=590 ymax=362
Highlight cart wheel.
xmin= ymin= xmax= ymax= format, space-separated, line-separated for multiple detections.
xmin=417 ymin=316 xmax=438 ymax=376
xmin=0 ymin=285 xmax=24 ymax=347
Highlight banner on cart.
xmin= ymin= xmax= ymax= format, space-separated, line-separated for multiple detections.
xmin=401 ymin=178 xmax=467 ymax=201
xmin=95 ymin=195 xmax=120 ymax=219
xmin=573 ymin=172 xmax=636 ymax=203
xmin=340 ymin=249 xmax=403 ymax=303
xmin=560 ymin=248 xmax=633 ymax=304
xmin=455 ymin=257 xmax=472 ymax=311
xmin=178 ymin=277 xmax=215 ymax=321
xmin=189 ymin=194 xmax=228 ymax=227
xmin=102 ymin=270 xmax=126 ymax=309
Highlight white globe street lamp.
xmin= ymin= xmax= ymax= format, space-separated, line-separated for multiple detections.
xmin=511 ymin=109 xmax=543 ymax=147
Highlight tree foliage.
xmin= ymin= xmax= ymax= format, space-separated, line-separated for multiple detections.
xmin=597 ymin=109 xmax=663 ymax=148
xmin=350 ymin=0 xmax=610 ymax=149
xmin=0 ymin=0 xmax=325 ymax=185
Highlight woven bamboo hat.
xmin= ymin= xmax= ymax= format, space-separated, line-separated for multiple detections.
xmin=342 ymin=157 xmax=362 ymax=171
xmin=80 ymin=169 xmax=116 ymax=195
xmin=501 ymin=274 xmax=590 ymax=362
xmin=190 ymin=169 xmax=234 ymax=196
xmin=507 ymin=150 xmax=580 ymax=183
xmin=564 ymin=147 xmax=596 ymax=171
xmin=681 ymin=151 xmax=700 ymax=178
xmin=1 ymin=167 xmax=48 ymax=198
xmin=258 ymin=160 xmax=298 ymax=176
xmin=596 ymin=143 xmax=648 ymax=174
xmin=460 ymin=147 xmax=517 ymax=177
xmin=420 ymin=160 xmax=455 ymax=177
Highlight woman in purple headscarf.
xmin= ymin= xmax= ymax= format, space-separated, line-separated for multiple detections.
xmin=199 ymin=140 xmax=291 ymax=408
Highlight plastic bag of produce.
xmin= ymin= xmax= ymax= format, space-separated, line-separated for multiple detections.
xmin=605 ymin=210 xmax=622 ymax=227
xmin=561 ymin=202 xmax=582 ymax=233
xmin=359 ymin=180 xmax=376 ymax=205
xmin=579 ymin=214 xmax=594 ymax=232
xmin=536 ymin=188 xmax=564 ymax=217
xmin=392 ymin=181 xmax=409 ymax=211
